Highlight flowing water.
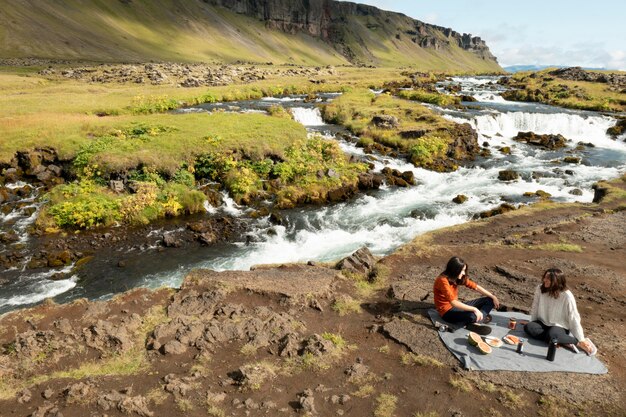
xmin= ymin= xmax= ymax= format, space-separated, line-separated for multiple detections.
xmin=1 ymin=78 xmax=625 ymax=313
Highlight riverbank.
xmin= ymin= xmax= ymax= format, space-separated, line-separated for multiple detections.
xmin=1 ymin=175 xmax=624 ymax=416
xmin=500 ymin=67 xmax=626 ymax=113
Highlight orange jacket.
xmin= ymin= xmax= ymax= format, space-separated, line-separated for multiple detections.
xmin=433 ymin=275 xmax=478 ymax=316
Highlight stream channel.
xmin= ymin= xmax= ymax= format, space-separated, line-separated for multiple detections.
xmin=1 ymin=77 xmax=625 ymax=314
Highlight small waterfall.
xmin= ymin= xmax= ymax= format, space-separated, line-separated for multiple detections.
xmin=472 ymin=112 xmax=617 ymax=145
xmin=472 ymin=92 xmax=506 ymax=103
xmin=291 ymin=107 xmax=325 ymax=127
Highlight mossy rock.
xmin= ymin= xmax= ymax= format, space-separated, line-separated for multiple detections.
xmin=452 ymin=194 xmax=468 ymax=204
xmin=498 ymin=170 xmax=519 ymax=181
xmin=563 ymin=156 xmax=581 ymax=164
xmin=499 ymin=146 xmax=511 ymax=155
xmin=479 ymin=203 xmax=517 ymax=219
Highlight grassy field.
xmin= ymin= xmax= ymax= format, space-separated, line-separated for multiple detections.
xmin=3 ymin=65 xmax=408 ymax=229
xmin=502 ymin=69 xmax=626 ymax=112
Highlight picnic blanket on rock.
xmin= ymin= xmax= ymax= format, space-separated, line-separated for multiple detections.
xmin=427 ymin=309 xmax=607 ymax=374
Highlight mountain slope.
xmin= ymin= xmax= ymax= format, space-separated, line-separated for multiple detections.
xmin=0 ymin=0 xmax=502 ymax=71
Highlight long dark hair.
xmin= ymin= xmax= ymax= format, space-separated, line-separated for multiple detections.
xmin=443 ymin=256 xmax=468 ymax=286
xmin=541 ymin=268 xmax=568 ymax=299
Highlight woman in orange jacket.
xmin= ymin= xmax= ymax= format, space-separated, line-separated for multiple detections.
xmin=434 ymin=256 xmax=500 ymax=332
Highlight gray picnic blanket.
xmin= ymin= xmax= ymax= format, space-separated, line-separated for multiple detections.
xmin=428 ymin=309 xmax=607 ymax=374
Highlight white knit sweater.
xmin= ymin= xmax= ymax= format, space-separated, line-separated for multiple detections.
xmin=530 ymin=285 xmax=585 ymax=342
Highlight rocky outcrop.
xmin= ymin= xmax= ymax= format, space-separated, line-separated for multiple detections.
xmin=549 ymin=67 xmax=626 ymax=90
xmin=205 ymin=0 xmax=498 ymax=64
xmin=513 ymin=131 xmax=568 ymax=150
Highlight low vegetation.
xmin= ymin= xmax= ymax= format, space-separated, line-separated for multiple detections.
xmin=449 ymin=376 xmax=473 ymax=393
xmin=321 ymin=89 xmax=468 ymax=171
xmin=502 ymin=69 xmax=626 ymax=112
xmin=331 ymin=295 xmax=363 ymax=316
xmin=374 ymin=393 xmax=398 ymax=417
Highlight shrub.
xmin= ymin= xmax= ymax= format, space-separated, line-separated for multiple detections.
xmin=398 ymin=89 xmax=460 ymax=107
xmin=48 ymin=195 xmax=120 ymax=229
xmin=173 ymin=168 xmax=195 ymax=187
xmin=410 ymin=135 xmax=448 ymax=165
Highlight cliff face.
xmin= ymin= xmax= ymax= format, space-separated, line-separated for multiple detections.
xmin=205 ymin=0 xmax=498 ymax=64
xmin=0 ymin=0 xmax=501 ymax=70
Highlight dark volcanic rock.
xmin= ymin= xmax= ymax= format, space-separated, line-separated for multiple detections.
xmin=478 ymin=203 xmax=517 ymax=219
xmin=336 ymin=247 xmax=376 ymax=275
xmin=498 ymin=170 xmax=519 ymax=181
xmin=513 ymin=131 xmax=568 ymax=150
xmin=452 ymin=194 xmax=468 ymax=204
xmin=607 ymin=119 xmax=626 ymax=138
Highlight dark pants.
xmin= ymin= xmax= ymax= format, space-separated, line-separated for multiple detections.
xmin=524 ymin=320 xmax=578 ymax=344
xmin=442 ymin=297 xmax=494 ymax=325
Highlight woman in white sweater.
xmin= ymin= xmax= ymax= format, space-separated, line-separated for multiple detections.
xmin=524 ymin=268 xmax=597 ymax=355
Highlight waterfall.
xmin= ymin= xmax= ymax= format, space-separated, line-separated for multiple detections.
xmin=472 ymin=112 xmax=617 ymax=145
xmin=291 ymin=107 xmax=325 ymax=127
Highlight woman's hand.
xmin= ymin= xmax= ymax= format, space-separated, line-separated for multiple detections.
xmin=491 ymin=295 xmax=500 ymax=309
xmin=473 ymin=308 xmax=483 ymax=322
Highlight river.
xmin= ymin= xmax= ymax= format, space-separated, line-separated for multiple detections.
xmin=1 ymin=77 xmax=625 ymax=313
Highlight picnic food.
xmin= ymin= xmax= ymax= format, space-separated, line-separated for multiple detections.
xmin=503 ymin=335 xmax=520 ymax=345
xmin=468 ymin=332 xmax=482 ymax=347
xmin=485 ymin=337 xmax=503 ymax=348
xmin=477 ymin=340 xmax=493 ymax=354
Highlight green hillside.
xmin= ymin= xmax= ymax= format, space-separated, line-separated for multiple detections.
xmin=0 ymin=0 xmax=502 ymax=72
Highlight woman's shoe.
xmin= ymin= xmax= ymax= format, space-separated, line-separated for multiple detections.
xmin=465 ymin=323 xmax=492 ymax=335
xmin=578 ymin=338 xmax=597 ymax=356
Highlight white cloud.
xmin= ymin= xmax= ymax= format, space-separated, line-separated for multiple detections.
xmin=495 ymin=43 xmax=625 ymax=70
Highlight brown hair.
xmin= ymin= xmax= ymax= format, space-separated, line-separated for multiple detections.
xmin=541 ymin=268 xmax=568 ymax=298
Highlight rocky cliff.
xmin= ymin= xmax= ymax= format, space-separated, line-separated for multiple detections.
xmin=205 ymin=0 xmax=498 ymax=64
xmin=0 ymin=0 xmax=501 ymax=70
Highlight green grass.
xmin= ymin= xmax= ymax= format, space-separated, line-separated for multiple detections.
xmin=0 ymin=1 xmax=502 ymax=71
xmin=398 ymin=89 xmax=461 ymax=107
xmin=530 ymin=243 xmax=583 ymax=253
xmin=321 ymin=89 xmax=463 ymax=171
xmin=351 ymin=384 xmax=375 ymax=398
xmin=331 ymin=295 xmax=363 ymax=316
xmin=321 ymin=332 xmax=348 ymax=349
xmin=503 ymin=69 xmax=626 ymax=112
xmin=449 ymin=376 xmax=473 ymax=392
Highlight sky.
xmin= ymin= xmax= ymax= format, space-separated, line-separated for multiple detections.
xmin=346 ymin=0 xmax=626 ymax=70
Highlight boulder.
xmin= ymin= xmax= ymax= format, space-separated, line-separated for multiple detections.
xmin=298 ymin=389 xmax=317 ymax=414
xmin=162 ymin=233 xmax=181 ymax=248
xmin=478 ymin=203 xmax=516 ymax=219
xmin=513 ymin=131 xmax=567 ymax=150
xmin=498 ymin=170 xmax=519 ymax=181
xmin=110 ymin=180 xmax=125 ymax=193
xmin=563 ymin=156 xmax=581 ymax=164
xmin=452 ymin=194 xmax=468 ymax=204
xmin=336 ymin=247 xmax=376 ymax=274
xmin=606 ymin=119 xmax=626 ymax=138
xmin=371 ymin=114 xmax=399 ymax=129
xmin=63 ymin=382 xmax=93 ymax=404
